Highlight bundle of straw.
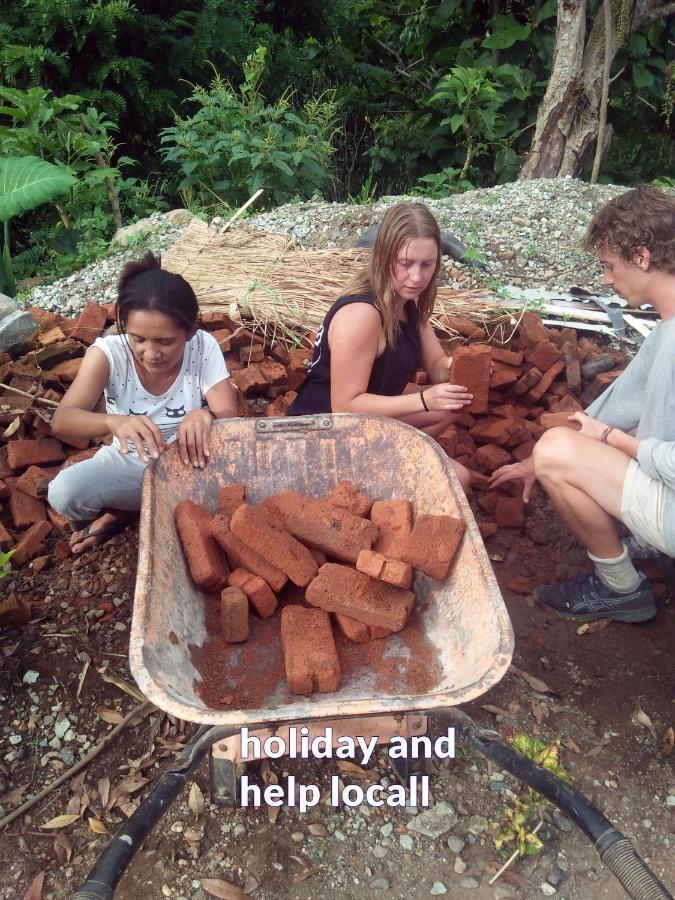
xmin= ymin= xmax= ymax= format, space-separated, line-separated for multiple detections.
xmin=163 ymin=221 xmax=514 ymax=348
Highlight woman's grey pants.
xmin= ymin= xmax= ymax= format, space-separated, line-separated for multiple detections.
xmin=48 ymin=445 xmax=149 ymax=525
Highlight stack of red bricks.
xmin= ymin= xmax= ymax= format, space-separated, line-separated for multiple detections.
xmin=174 ymin=481 xmax=466 ymax=696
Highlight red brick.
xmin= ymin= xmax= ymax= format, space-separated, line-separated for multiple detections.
xmin=47 ymin=507 xmax=69 ymax=532
xmin=259 ymin=358 xmax=288 ymax=387
xmin=46 ymin=358 xmax=81 ymax=383
xmin=455 ymin=411 xmax=477 ymax=429
xmin=306 ymin=563 xmax=414 ymax=632
xmin=490 ymin=347 xmax=523 ymax=366
xmin=524 ymin=360 xmax=565 ymax=403
xmin=265 ymin=391 xmax=297 ymax=417
xmin=334 ymin=612 xmax=392 ymax=643
xmin=202 ymin=311 xmax=234 ymax=330
xmin=16 ymin=465 xmax=59 ymax=499
xmin=211 ymin=514 xmax=287 ymax=592
xmin=371 ymin=499 xmax=413 ymax=559
xmin=437 ymin=424 xmax=458 ymax=458
xmin=577 ymin=337 xmax=603 ymax=362
xmin=439 ymin=314 xmax=487 ymax=341
xmin=512 ymin=367 xmax=542 ymax=396
xmin=70 ymin=303 xmax=107 ymax=346
xmin=356 ymin=549 xmax=413 ymax=589
xmin=61 ymin=448 xmax=98 ymax=468
xmin=220 ymin=586 xmax=249 ymax=642
xmin=227 ymin=567 xmax=277 ymax=618
xmin=495 ymin=496 xmax=525 ymax=528
xmin=0 ymin=447 xmax=12 ymax=478
xmin=518 ymin=311 xmax=548 ymax=345
xmin=287 ymin=348 xmax=313 ymax=372
xmin=525 ymin=340 xmax=562 ymax=373
xmin=478 ymin=521 xmax=498 ymax=539
xmin=7 ymin=481 xmax=47 ymax=527
xmin=230 ymin=503 xmax=317 ymax=587
xmin=6 ymin=438 xmax=65 ymax=471
xmin=12 ymin=520 xmax=52 ymax=566
xmin=309 ymin=547 xmax=327 ymax=566
xmin=539 ymin=412 xmax=581 ymax=431
xmin=0 ymin=520 xmax=15 ymax=550
xmin=561 ymin=341 xmax=581 ymax=393
xmin=468 ymin=469 xmax=491 ymax=491
xmin=469 ymin=417 xmax=512 ymax=446
xmin=0 ymin=480 xmax=8 ymax=499
xmin=324 ymin=480 xmax=373 ymax=518
xmin=490 ymin=369 xmax=519 ymax=389
xmin=229 ymin=364 xmax=269 ymax=397
xmin=217 ymin=484 xmax=246 ymax=518
xmin=401 ymin=515 xmax=465 ymax=581
xmin=450 ymin=345 xmax=491 ymax=414
xmin=474 ymin=444 xmax=512 ymax=472
xmin=174 ymin=500 xmax=230 ymax=591
xmin=102 ymin=301 xmax=117 ymax=323
xmin=39 ymin=326 xmax=66 ymax=347
xmin=280 ymin=605 xmax=341 ymax=695
xmin=455 ymin=431 xmax=476 ymax=457
xmin=239 ymin=343 xmax=264 ymax=364
xmin=286 ymin=370 xmax=307 ymax=392
xmin=263 ymin=491 xmax=377 ymax=564
xmin=26 ymin=307 xmax=62 ymax=330
xmin=211 ymin=328 xmax=232 ymax=352
xmin=477 ymin=493 xmax=498 ymax=515
xmin=32 ymin=555 xmax=50 ymax=572
xmin=512 ymin=440 xmax=535 ymax=462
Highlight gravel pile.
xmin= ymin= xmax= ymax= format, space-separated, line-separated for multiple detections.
xmin=20 ymin=178 xmax=633 ymax=317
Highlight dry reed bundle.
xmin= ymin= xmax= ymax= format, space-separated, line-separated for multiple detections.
xmin=163 ymin=222 xmax=514 ymax=348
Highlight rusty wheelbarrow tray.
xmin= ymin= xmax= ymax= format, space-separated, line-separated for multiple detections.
xmin=74 ymin=415 xmax=673 ymax=900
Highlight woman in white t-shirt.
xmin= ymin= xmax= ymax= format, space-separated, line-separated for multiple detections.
xmin=48 ymin=251 xmax=237 ymax=554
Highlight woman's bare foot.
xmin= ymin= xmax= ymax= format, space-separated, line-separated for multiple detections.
xmin=69 ymin=511 xmax=129 ymax=555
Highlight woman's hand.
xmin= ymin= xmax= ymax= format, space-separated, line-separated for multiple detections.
xmin=567 ymin=411 xmax=607 ymax=440
xmin=108 ymin=415 xmax=167 ymax=462
xmin=489 ymin=456 xmax=536 ymax=503
xmin=422 ymin=382 xmax=473 ymax=412
xmin=177 ymin=408 xmax=214 ymax=468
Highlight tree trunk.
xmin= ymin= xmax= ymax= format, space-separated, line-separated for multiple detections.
xmin=519 ymin=0 xmax=675 ymax=180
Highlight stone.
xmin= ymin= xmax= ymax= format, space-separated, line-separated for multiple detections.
xmin=407 ymin=801 xmax=458 ymax=839
xmin=453 ymin=857 xmax=467 ymax=873
xmin=370 ymin=878 xmax=390 ymax=890
xmin=0 ymin=310 xmax=36 ymax=353
xmin=372 ymin=845 xmax=387 ymax=859
xmin=0 ymin=293 xmax=18 ymax=320
xmin=430 ymin=884 xmax=447 ymax=896
xmin=540 ymin=885 xmax=557 ymax=896
xmin=399 ymin=834 xmax=414 ymax=851
xmin=447 ymin=835 xmax=466 ymax=853
xmin=460 ymin=878 xmax=479 ymax=889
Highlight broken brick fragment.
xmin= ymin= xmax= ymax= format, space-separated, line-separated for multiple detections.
xmin=450 ymin=345 xmax=492 ymax=414
xmin=12 ymin=520 xmax=52 ymax=566
xmin=525 ymin=340 xmax=562 ymax=373
xmin=490 ymin=347 xmax=523 ymax=367
xmin=524 ymin=360 xmax=565 ymax=403
xmin=16 ymin=465 xmax=59 ymax=499
xmin=439 ymin=314 xmax=487 ymax=341
xmin=371 ymin=499 xmax=413 ymax=560
xmin=306 ymin=563 xmax=414 ymax=632
xmin=227 ymin=567 xmax=277 ymax=618
xmin=518 ymin=311 xmax=548 ymax=346
xmin=473 ymin=443 xmax=512 ymax=472
xmin=211 ymin=514 xmax=287 ymax=592
xmin=356 ymin=549 xmax=413 ymax=589
xmin=512 ymin=367 xmax=542 ymax=396
xmin=401 ymin=514 xmax=465 ymax=580
xmin=333 ymin=612 xmax=392 ymax=643
xmin=70 ymin=303 xmax=107 ymax=346
xmin=220 ymin=586 xmax=249 ymax=642
xmin=324 ymin=480 xmax=373 ymax=518
xmin=174 ymin=499 xmax=230 ymax=591
xmin=7 ymin=480 xmax=47 ymax=527
xmin=280 ymin=605 xmax=341 ymax=695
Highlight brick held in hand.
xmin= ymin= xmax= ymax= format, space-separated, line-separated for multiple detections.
xmin=227 ymin=567 xmax=277 ymax=618
xmin=220 ymin=586 xmax=249 ymax=643
xmin=306 ymin=563 xmax=415 ymax=632
xmin=281 ymin=605 xmax=341 ymax=695
xmin=229 ymin=503 xmax=317 ymax=588
xmin=216 ymin=484 xmax=246 ymax=518
xmin=371 ymin=499 xmax=413 ymax=560
xmin=401 ymin=514 xmax=465 ymax=581
xmin=449 ymin=345 xmax=492 ymax=414
xmin=6 ymin=438 xmax=65 ymax=471
xmin=324 ymin=480 xmax=374 ymax=518
xmin=211 ymin=514 xmax=287 ymax=592
xmin=262 ymin=491 xmax=378 ymax=564
xmin=175 ymin=499 xmax=230 ymax=591
xmin=333 ymin=612 xmax=392 ymax=643
xmin=356 ymin=549 xmax=413 ymax=590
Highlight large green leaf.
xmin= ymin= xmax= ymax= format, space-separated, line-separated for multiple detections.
xmin=0 ymin=155 xmax=76 ymax=222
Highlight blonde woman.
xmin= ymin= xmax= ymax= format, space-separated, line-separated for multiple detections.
xmin=289 ymin=202 xmax=472 ymax=491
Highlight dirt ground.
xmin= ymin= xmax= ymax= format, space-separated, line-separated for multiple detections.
xmin=0 ymin=485 xmax=674 ymax=900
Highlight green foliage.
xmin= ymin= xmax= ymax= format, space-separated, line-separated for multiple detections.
xmin=414 ymin=167 xmax=474 ymax=198
xmin=0 ymin=548 xmax=15 ymax=578
xmin=160 ymin=48 xmax=338 ymax=209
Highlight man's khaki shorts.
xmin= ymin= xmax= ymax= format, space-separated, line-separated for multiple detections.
xmin=621 ymin=459 xmax=674 ymax=557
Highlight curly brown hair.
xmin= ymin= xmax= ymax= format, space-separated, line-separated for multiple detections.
xmin=584 ymin=185 xmax=675 ymax=274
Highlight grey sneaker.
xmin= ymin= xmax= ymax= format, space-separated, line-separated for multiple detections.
xmin=536 ymin=573 xmax=656 ymax=623
xmin=622 ymin=535 xmax=662 ymax=561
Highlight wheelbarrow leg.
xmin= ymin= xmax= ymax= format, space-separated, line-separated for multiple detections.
xmin=209 ymin=753 xmax=239 ymax=808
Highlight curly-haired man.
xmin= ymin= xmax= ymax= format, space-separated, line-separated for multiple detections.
xmin=491 ymin=184 xmax=675 ymax=623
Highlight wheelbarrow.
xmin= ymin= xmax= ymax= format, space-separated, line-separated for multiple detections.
xmin=74 ymin=415 xmax=673 ymax=900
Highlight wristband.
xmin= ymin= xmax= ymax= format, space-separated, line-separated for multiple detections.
xmin=420 ymin=390 xmax=429 ymax=412
xmin=600 ymin=425 xmax=614 ymax=444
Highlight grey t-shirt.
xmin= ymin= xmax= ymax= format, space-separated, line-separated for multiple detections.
xmin=587 ymin=317 xmax=675 ymax=549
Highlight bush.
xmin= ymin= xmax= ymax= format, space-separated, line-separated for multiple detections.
xmin=159 ymin=47 xmax=338 ymax=209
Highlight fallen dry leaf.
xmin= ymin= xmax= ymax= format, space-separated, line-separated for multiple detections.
xmin=22 ymin=870 xmax=44 ymax=900
xmin=635 ymin=705 xmax=658 ymax=741
xmin=292 ymin=866 xmax=323 ymax=883
xmin=53 ymin=831 xmax=73 ymax=865
xmin=661 ymin=726 xmax=674 ymax=757
xmin=97 ymin=776 xmax=110 ymax=809
xmin=289 ymin=854 xmax=311 ymax=867
xmin=576 ymin=619 xmax=611 ymax=635
xmin=65 ymin=795 xmax=80 ymax=816
xmin=183 ymin=826 xmax=202 ymax=843
xmin=480 ymin=703 xmax=510 ymax=717
xmin=261 ymin=760 xmax=280 ymax=824
xmin=562 ymin=736 xmax=582 ymax=754
xmin=97 ymin=706 xmax=124 ymax=725
xmin=201 ymin=878 xmax=248 ymax=899
xmin=40 ymin=813 xmax=79 ymax=830
xmin=336 ymin=760 xmax=376 ymax=779
xmin=4 ymin=416 xmax=22 ymax=438
xmin=189 ymin=782 xmax=205 ymax=820
xmin=97 ymin=665 xmax=146 ymax=702
xmin=530 ymin=699 xmax=549 ymax=726
xmin=88 ymin=818 xmax=108 ymax=835
xmin=508 ymin=664 xmax=555 ymax=695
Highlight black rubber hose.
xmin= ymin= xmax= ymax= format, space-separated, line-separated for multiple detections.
xmin=72 ymin=725 xmax=239 ymax=900
xmin=435 ymin=709 xmax=673 ymax=900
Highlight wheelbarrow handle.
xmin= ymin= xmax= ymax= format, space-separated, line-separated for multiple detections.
xmin=434 ymin=709 xmax=673 ymax=900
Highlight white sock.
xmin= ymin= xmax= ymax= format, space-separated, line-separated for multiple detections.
xmin=588 ymin=546 xmax=641 ymax=593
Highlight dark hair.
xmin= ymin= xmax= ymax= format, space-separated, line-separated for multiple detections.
xmin=115 ymin=251 xmax=200 ymax=334
xmin=584 ymin=185 xmax=675 ymax=274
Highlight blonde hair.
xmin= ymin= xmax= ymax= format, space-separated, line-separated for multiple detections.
xmin=342 ymin=202 xmax=441 ymax=348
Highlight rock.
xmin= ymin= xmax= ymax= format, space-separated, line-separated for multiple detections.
xmin=370 ymin=878 xmax=390 ymax=890
xmin=233 ymin=824 xmax=246 ymax=838
xmin=466 ymin=815 xmax=488 ymax=835
xmin=447 ymin=835 xmax=466 ymax=853
xmin=0 ymin=310 xmax=36 ymax=353
xmin=540 ymin=884 xmax=557 ymax=896
xmin=372 ymin=845 xmax=387 ymax=859
xmin=380 ymin=823 xmax=394 ymax=837
xmin=494 ymin=888 xmax=513 ymax=899
xmin=407 ymin=802 xmax=458 ymax=839
xmin=547 ymin=866 xmax=569 ymax=889
xmin=460 ymin=878 xmax=479 ymax=889
xmin=552 ymin=811 xmax=572 ymax=833
xmin=453 ymin=857 xmax=467 ymax=874
xmin=399 ymin=834 xmax=414 ymax=851
xmin=0 ymin=293 xmax=17 ymax=320
xmin=291 ymin=831 xmax=304 ymax=843
xmin=430 ymin=884 xmax=447 ymax=896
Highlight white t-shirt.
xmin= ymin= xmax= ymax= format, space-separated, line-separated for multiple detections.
xmin=89 ymin=330 xmax=229 ymax=453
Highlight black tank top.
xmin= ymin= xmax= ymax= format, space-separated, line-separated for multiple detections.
xmin=289 ymin=294 xmax=422 ymax=416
